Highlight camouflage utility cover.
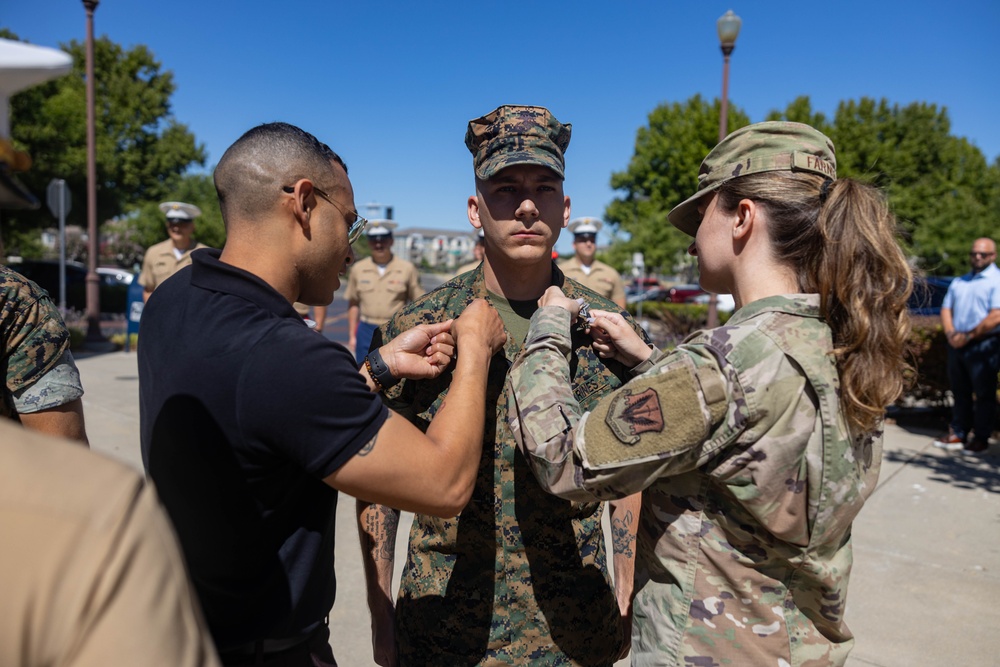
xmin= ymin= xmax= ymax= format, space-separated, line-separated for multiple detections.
xmin=375 ymin=264 xmax=646 ymax=666
xmin=508 ymin=294 xmax=882 ymax=667
xmin=1 ymin=266 xmax=71 ymax=420
xmin=465 ymin=105 xmax=572 ymax=180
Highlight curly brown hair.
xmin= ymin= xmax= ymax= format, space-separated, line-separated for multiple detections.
xmin=717 ymin=171 xmax=913 ymax=434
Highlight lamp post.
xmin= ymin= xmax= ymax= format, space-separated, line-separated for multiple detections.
xmin=707 ymin=9 xmax=742 ymax=328
xmin=82 ymin=0 xmax=102 ymax=343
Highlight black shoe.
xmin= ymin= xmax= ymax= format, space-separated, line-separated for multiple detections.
xmin=964 ymin=440 xmax=988 ymax=453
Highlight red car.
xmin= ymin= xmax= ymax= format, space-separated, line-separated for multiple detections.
xmin=667 ymin=284 xmax=706 ymax=303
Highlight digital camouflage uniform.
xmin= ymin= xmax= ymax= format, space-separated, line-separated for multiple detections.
xmin=1 ymin=266 xmax=76 ymax=421
xmin=508 ymin=295 xmax=882 ymax=667
xmin=375 ymin=263 xmax=647 ymax=667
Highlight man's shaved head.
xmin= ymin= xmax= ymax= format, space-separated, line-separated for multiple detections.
xmin=214 ymin=122 xmax=347 ymax=224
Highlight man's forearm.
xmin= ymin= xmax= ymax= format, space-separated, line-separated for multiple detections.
xmin=357 ymin=500 xmax=400 ymax=614
xmin=609 ymin=493 xmax=639 ymax=612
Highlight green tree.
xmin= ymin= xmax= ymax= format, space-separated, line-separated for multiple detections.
xmin=604 ymin=95 xmax=750 ymax=277
xmin=2 ymin=29 xmax=206 ymax=258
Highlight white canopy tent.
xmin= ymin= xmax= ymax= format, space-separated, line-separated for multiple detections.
xmin=0 ymin=38 xmax=73 ymax=138
xmin=0 ymin=38 xmax=73 ymax=209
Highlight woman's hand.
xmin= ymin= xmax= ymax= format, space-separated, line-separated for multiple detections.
xmin=587 ymin=310 xmax=653 ymax=368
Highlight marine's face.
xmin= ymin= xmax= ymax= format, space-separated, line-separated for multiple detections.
xmin=471 ymin=164 xmax=570 ymax=267
xmin=166 ymin=219 xmax=194 ymax=247
xmin=368 ymin=235 xmax=393 ymax=264
xmin=573 ymin=233 xmax=597 ymax=264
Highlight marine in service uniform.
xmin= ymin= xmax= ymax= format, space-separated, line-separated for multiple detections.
xmin=138 ymin=201 xmax=209 ymax=301
xmin=558 ymin=217 xmax=626 ymax=308
xmin=507 ymin=122 xmax=914 ymax=666
xmin=345 ymin=220 xmax=423 ymax=364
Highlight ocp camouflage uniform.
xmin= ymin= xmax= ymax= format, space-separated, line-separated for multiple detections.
xmin=375 ymin=263 xmax=647 ymax=667
xmin=508 ymin=295 xmax=881 ymax=667
xmin=1 ymin=267 xmax=81 ymax=421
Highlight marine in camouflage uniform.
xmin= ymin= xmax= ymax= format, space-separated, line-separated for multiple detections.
xmin=508 ymin=120 xmax=891 ymax=667
xmin=373 ymin=262 xmax=648 ymax=666
xmin=1 ymin=266 xmax=85 ymax=425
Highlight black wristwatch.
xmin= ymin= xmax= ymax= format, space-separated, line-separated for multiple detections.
xmin=365 ymin=348 xmax=400 ymax=391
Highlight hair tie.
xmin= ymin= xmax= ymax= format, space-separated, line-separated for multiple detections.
xmin=819 ymin=178 xmax=834 ymax=203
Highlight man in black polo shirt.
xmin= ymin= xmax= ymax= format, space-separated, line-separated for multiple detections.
xmin=139 ymin=122 xmax=505 ymax=666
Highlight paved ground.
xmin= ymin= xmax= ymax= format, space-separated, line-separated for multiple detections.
xmin=74 ymin=335 xmax=999 ymax=666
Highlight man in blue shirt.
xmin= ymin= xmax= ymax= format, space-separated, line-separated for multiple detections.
xmin=935 ymin=237 xmax=1000 ymax=453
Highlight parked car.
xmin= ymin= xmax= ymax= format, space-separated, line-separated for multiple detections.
xmin=5 ymin=259 xmax=133 ymax=314
xmin=907 ymin=276 xmax=954 ymax=316
xmin=667 ymin=284 xmax=707 ymax=303
xmin=626 ymin=286 xmax=671 ymax=304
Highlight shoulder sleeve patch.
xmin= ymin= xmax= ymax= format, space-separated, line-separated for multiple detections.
xmin=583 ymin=355 xmax=721 ymax=469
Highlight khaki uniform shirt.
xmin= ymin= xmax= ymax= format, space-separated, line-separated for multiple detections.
xmin=558 ymin=257 xmax=625 ymax=305
xmin=1 ymin=267 xmax=80 ymax=421
xmin=376 ymin=264 xmax=649 ymax=666
xmin=0 ymin=421 xmax=219 ymax=667
xmin=344 ymin=255 xmax=423 ymax=325
xmin=508 ymin=295 xmax=882 ymax=667
xmin=138 ymin=239 xmax=209 ymax=292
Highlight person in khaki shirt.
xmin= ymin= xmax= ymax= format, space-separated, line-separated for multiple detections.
xmin=558 ymin=217 xmax=626 ymax=308
xmin=139 ymin=201 xmax=210 ymax=301
xmin=456 ymin=229 xmax=485 ymax=275
xmin=0 ymin=419 xmax=219 ymax=667
xmin=345 ymin=220 xmax=423 ymax=364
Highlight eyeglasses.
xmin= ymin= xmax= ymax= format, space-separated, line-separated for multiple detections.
xmin=282 ymin=184 xmax=368 ymax=244
xmin=574 ymin=233 xmax=597 ymax=243
xmin=970 ymin=251 xmax=996 ymax=259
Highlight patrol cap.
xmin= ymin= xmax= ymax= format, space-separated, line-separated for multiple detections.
xmin=465 ymin=105 xmax=572 ymax=180
xmin=668 ymin=121 xmax=837 ymax=237
xmin=159 ymin=201 xmax=202 ymax=222
xmin=569 ymin=217 xmax=602 ymax=236
xmin=366 ymin=220 xmax=397 ymax=238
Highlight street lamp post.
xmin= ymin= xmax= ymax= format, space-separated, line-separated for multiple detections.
xmin=707 ymin=9 xmax=742 ymax=328
xmin=83 ymin=0 xmax=102 ymax=343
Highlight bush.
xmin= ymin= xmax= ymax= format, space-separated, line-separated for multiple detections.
xmin=903 ymin=315 xmax=949 ymax=404
xmin=627 ymin=302 xmax=731 ymax=349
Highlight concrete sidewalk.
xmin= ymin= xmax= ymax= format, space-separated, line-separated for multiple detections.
xmin=75 ymin=350 xmax=999 ymax=666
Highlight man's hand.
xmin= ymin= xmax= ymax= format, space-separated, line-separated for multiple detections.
xmin=371 ymin=606 xmax=398 ymax=667
xmin=947 ymin=330 xmax=971 ymax=349
xmin=381 ymin=321 xmax=456 ymax=381
xmin=452 ymin=298 xmax=507 ymax=355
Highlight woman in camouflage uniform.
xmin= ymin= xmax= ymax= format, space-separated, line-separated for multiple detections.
xmin=506 ymin=122 xmax=913 ymax=667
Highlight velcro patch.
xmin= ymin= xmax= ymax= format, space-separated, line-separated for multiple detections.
xmin=585 ymin=359 xmax=712 ymax=468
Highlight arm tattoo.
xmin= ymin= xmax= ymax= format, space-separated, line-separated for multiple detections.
xmin=363 ymin=505 xmax=399 ymax=560
xmin=611 ymin=509 xmax=635 ymax=559
xmin=357 ymin=412 xmax=391 ymax=457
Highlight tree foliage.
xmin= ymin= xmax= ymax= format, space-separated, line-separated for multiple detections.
xmin=2 ymin=29 xmax=206 ymax=259
xmin=609 ymin=93 xmax=1000 ymax=279
xmin=603 ymin=95 xmax=750 ymax=277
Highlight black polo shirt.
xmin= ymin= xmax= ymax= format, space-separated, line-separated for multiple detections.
xmin=139 ymin=249 xmax=387 ymax=651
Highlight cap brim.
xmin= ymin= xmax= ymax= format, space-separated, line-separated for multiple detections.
xmin=667 ymin=182 xmax=723 ymax=237
xmin=476 ymin=150 xmax=564 ymax=180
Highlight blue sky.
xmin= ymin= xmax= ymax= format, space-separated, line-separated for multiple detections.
xmin=6 ymin=1 xmax=999 ymax=254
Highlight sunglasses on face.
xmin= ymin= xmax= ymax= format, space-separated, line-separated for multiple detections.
xmin=970 ymin=251 xmax=995 ymax=259
xmin=282 ymin=184 xmax=368 ymax=244
xmin=574 ymin=234 xmax=597 ymax=243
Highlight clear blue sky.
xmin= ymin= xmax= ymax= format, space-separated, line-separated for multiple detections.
xmin=7 ymin=1 xmax=999 ymax=254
